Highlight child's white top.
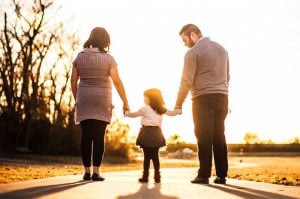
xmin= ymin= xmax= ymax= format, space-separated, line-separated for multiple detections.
xmin=125 ymin=106 xmax=180 ymax=127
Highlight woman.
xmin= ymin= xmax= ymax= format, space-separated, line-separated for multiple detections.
xmin=71 ymin=27 xmax=129 ymax=181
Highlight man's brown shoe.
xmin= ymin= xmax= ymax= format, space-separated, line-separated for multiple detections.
xmin=214 ymin=177 xmax=226 ymax=184
xmin=191 ymin=176 xmax=209 ymax=184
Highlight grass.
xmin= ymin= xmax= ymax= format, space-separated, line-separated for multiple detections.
xmin=0 ymin=152 xmax=299 ymax=186
xmin=227 ymin=155 xmax=300 ymax=186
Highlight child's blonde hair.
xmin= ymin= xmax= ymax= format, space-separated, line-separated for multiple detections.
xmin=144 ymin=88 xmax=167 ymax=115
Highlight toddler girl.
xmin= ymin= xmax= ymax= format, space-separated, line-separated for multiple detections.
xmin=125 ymin=88 xmax=181 ymax=183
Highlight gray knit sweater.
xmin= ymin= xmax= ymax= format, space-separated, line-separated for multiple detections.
xmin=176 ymin=37 xmax=230 ymax=108
xmin=73 ymin=48 xmax=117 ymax=124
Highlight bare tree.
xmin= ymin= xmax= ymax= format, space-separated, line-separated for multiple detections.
xmin=0 ymin=0 xmax=79 ymax=151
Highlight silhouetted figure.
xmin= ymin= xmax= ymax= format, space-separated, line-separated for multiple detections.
xmin=71 ymin=27 xmax=129 ymax=181
xmin=125 ymin=88 xmax=181 ymax=183
xmin=175 ymin=24 xmax=230 ymax=184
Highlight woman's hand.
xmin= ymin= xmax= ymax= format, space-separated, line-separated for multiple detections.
xmin=123 ymin=103 xmax=130 ymax=114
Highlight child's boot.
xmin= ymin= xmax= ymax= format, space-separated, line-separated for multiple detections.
xmin=154 ymin=170 xmax=161 ymax=183
xmin=138 ymin=171 xmax=149 ymax=183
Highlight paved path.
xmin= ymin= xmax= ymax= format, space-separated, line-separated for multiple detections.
xmin=0 ymin=168 xmax=299 ymax=199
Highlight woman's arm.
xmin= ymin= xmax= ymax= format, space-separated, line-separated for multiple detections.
xmin=71 ymin=65 xmax=79 ymax=100
xmin=109 ymin=66 xmax=130 ymax=113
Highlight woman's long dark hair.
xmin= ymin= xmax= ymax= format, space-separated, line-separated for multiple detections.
xmin=144 ymin=88 xmax=167 ymax=115
xmin=83 ymin=27 xmax=110 ymax=53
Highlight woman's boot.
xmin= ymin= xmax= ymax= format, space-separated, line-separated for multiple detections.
xmin=154 ymin=170 xmax=161 ymax=183
xmin=138 ymin=171 xmax=149 ymax=183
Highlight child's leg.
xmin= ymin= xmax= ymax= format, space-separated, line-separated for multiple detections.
xmin=143 ymin=147 xmax=151 ymax=172
xmin=150 ymin=147 xmax=161 ymax=183
xmin=139 ymin=147 xmax=151 ymax=182
xmin=151 ymin=147 xmax=160 ymax=171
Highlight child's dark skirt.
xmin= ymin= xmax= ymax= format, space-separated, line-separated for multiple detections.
xmin=136 ymin=126 xmax=166 ymax=148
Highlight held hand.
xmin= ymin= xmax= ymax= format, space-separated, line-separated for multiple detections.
xmin=174 ymin=108 xmax=182 ymax=115
xmin=124 ymin=111 xmax=129 ymax=116
xmin=123 ymin=103 xmax=130 ymax=115
xmin=174 ymin=105 xmax=182 ymax=110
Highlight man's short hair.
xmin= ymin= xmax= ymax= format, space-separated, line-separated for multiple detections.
xmin=179 ymin=24 xmax=201 ymax=36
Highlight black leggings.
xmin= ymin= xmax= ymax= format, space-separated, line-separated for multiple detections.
xmin=80 ymin=119 xmax=108 ymax=167
xmin=142 ymin=147 xmax=160 ymax=171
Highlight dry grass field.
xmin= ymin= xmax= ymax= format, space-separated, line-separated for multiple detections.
xmin=0 ymin=152 xmax=299 ymax=186
xmin=227 ymin=155 xmax=300 ymax=186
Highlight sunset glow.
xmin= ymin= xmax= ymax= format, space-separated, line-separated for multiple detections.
xmin=61 ymin=0 xmax=300 ymax=143
xmin=4 ymin=0 xmax=299 ymax=143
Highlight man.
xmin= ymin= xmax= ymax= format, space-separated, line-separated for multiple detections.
xmin=175 ymin=24 xmax=230 ymax=184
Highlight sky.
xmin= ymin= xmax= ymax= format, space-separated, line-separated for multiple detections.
xmin=54 ymin=0 xmax=300 ymax=143
xmin=3 ymin=0 xmax=300 ymax=143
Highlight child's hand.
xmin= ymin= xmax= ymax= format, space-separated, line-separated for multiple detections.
xmin=174 ymin=108 xmax=182 ymax=115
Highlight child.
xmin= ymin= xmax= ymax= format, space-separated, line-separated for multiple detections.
xmin=125 ymin=88 xmax=181 ymax=183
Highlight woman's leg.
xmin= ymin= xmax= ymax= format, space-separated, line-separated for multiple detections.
xmin=80 ymin=120 xmax=93 ymax=180
xmin=80 ymin=120 xmax=93 ymax=169
xmin=86 ymin=120 xmax=107 ymax=181
xmin=91 ymin=120 xmax=108 ymax=168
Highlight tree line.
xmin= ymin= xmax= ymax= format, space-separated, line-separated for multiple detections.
xmin=0 ymin=0 xmax=131 ymax=158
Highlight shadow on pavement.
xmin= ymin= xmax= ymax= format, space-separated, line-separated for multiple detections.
xmin=0 ymin=180 xmax=90 ymax=199
xmin=117 ymin=183 xmax=179 ymax=199
xmin=207 ymin=184 xmax=298 ymax=199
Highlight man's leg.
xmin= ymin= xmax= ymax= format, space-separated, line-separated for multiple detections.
xmin=192 ymin=95 xmax=215 ymax=178
xmin=213 ymin=94 xmax=228 ymax=178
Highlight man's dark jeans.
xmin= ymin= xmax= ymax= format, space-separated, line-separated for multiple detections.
xmin=192 ymin=93 xmax=228 ymax=178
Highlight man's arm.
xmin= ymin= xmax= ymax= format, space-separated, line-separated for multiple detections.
xmin=175 ymin=52 xmax=197 ymax=109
